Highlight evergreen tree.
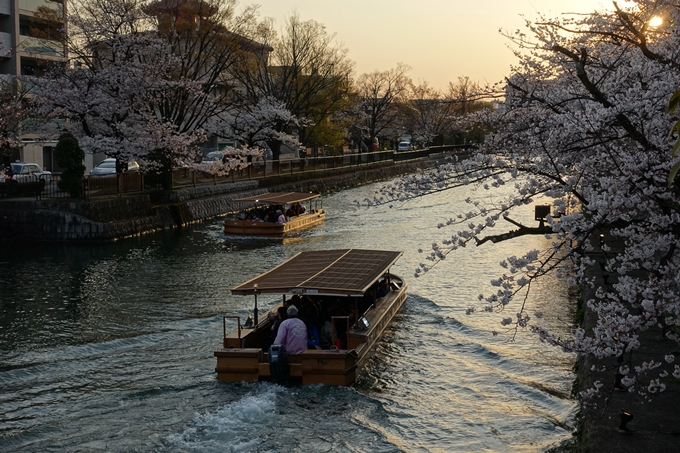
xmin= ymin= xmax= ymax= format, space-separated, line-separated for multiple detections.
xmin=54 ymin=133 xmax=85 ymax=198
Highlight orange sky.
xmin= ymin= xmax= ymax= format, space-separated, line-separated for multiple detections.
xmin=253 ymin=0 xmax=611 ymax=91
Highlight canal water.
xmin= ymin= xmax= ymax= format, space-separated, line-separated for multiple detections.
xmin=0 ymin=181 xmax=576 ymax=452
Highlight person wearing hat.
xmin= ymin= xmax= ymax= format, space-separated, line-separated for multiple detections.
xmin=276 ymin=209 xmax=286 ymax=224
xmin=273 ymin=305 xmax=307 ymax=354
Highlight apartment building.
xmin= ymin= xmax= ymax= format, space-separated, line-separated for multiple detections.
xmin=0 ymin=0 xmax=66 ymax=171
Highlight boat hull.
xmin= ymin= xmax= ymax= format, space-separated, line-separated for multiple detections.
xmin=223 ymin=210 xmax=325 ymax=237
xmin=214 ymin=277 xmax=407 ymax=386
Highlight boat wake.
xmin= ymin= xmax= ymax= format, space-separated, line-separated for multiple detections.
xmin=165 ymin=383 xmax=398 ymax=453
xmin=166 ymin=384 xmax=282 ymax=452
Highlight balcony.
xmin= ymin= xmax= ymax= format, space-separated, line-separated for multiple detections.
xmin=19 ymin=35 xmax=65 ymax=57
xmin=18 ymin=0 xmax=63 ymax=14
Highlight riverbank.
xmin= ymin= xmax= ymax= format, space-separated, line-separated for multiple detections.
xmin=571 ymin=259 xmax=680 ymax=452
xmin=0 ymin=157 xmax=438 ymax=242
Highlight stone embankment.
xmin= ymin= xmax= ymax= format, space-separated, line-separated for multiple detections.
xmin=571 ymin=257 xmax=680 ymax=452
xmin=0 ymin=159 xmax=432 ymax=241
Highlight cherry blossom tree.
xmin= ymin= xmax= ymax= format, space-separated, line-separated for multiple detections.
xmin=0 ymin=78 xmax=29 ymax=170
xmin=219 ymin=97 xmax=303 ymax=152
xmin=667 ymin=88 xmax=680 ymax=184
xmin=193 ymin=96 xmax=300 ymax=174
xmin=31 ymin=0 xmax=264 ymax=186
xmin=362 ymin=0 xmax=680 ymax=399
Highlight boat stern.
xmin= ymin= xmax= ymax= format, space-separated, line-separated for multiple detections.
xmin=214 ymin=347 xmax=358 ymax=386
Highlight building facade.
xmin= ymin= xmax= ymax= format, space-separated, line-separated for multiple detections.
xmin=0 ymin=0 xmax=66 ymax=171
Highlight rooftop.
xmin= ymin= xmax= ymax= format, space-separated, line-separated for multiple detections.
xmin=231 ymin=249 xmax=403 ymax=296
xmin=232 ymin=191 xmax=321 ymax=205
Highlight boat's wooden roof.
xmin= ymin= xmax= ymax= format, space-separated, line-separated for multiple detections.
xmin=231 ymin=192 xmax=320 ymax=205
xmin=231 ymin=249 xmax=402 ymax=296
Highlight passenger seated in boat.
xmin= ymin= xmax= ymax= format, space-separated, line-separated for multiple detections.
xmin=376 ymin=281 xmax=390 ymax=298
xmin=274 ymin=305 xmax=307 ymax=355
xmin=276 ymin=209 xmax=286 ymax=224
xmin=270 ymin=307 xmax=288 ymax=344
xmin=293 ymin=202 xmax=306 ymax=216
xmin=306 ymin=321 xmax=321 ymax=349
xmin=285 ymin=206 xmax=295 ymax=218
xmin=334 ymin=322 xmax=347 ymax=350
xmin=361 ymin=286 xmax=378 ymax=311
xmin=320 ymin=320 xmax=333 ymax=349
xmin=287 ymin=295 xmax=302 ymax=311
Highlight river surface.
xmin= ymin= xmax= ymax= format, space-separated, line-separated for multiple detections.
xmin=0 ymin=180 xmax=576 ymax=452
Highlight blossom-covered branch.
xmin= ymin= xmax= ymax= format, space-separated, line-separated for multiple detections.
xmin=361 ymin=0 xmax=680 ymax=398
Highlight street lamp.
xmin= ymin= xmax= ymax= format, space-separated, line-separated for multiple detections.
xmin=618 ymin=410 xmax=634 ymax=434
xmin=253 ymin=283 xmax=259 ymax=328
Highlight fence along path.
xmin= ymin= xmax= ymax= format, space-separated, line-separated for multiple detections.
xmin=8 ymin=146 xmax=474 ymax=200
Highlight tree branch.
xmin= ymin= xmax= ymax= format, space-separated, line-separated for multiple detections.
xmin=475 ymin=216 xmax=552 ymax=246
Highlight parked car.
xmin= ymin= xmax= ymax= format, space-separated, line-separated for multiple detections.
xmin=0 ymin=163 xmax=53 ymax=184
xmin=90 ymin=158 xmax=140 ymax=176
xmin=202 ymin=151 xmax=225 ymax=164
xmin=397 ymin=141 xmax=412 ymax=151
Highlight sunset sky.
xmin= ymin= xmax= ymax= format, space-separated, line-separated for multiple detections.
xmin=254 ymin=0 xmax=613 ymax=91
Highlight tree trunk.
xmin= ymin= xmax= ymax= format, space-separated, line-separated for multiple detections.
xmin=268 ymin=140 xmax=282 ymax=161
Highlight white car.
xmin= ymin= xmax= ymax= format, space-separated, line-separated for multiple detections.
xmin=397 ymin=141 xmax=412 ymax=151
xmin=90 ymin=158 xmax=140 ymax=176
xmin=201 ymin=151 xmax=225 ymax=164
xmin=1 ymin=163 xmax=53 ymax=184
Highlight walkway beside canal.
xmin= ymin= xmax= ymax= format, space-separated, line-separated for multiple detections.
xmin=0 ymin=154 xmax=447 ymax=241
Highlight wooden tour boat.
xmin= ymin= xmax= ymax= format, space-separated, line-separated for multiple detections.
xmin=224 ymin=192 xmax=325 ymax=237
xmin=214 ymin=249 xmax=407 ymax=386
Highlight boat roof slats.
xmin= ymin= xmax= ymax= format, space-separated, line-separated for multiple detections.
xmin=231 ymin=192 xmax=320 ymax=205
xmin=231 ymin=249 xmax=402 ymax=296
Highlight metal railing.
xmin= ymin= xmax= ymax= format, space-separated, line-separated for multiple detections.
xmin=0 ymin=173 xmax=145 ymax=200
xmin=171 ymin=148 xmax=431 ymax=189
xmin=1 ymin=147 xmax=467 ymax=201
xmin=86 ymin=172 xmax=144 ymax=198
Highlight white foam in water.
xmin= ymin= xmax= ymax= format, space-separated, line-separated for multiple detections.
xmin=167 ymin=385 xmax=283 ymax=452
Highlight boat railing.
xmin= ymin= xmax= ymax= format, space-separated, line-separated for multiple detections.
xmin=362 ymin=303 xmax=375 ymax=315
xmin=331 ymin=316 xmax=351 ymax=350
xmin=222 ymin=316 xmax=242 ymax=347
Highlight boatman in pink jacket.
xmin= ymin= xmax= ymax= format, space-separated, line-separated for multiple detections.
xmin=274 ymin=305 xmax=307 ymax=354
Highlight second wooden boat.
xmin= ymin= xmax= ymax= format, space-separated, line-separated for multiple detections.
xmin=224 ymin=192 xmax=325 ymax=237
